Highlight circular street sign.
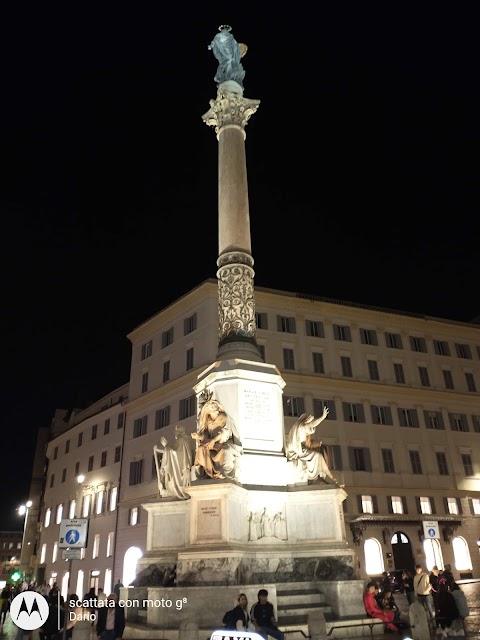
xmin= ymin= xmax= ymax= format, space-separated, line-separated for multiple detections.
xmin=66 ymin=529 xmax=80 ymax=544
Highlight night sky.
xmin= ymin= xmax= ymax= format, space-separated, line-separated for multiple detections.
xmin=1 ymin=5 xmax=478 ymax=528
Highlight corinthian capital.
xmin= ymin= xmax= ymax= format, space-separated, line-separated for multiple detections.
xmin=202 ymin=87 xmax=260 ymax=135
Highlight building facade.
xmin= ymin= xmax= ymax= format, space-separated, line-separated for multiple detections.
xmin=34 ymin=280 xmax=480 ymax=594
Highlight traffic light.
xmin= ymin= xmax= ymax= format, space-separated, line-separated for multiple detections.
xmin=11 ymin=570 xmax=22 ymax=583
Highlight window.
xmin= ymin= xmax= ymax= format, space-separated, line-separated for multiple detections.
xmin=155 ymin=406 xmax=171 ymax=430
xmin=283 ymin=396 xmax=305 ymax=417
xmin=110 ymin=487 xmax=118 ymax=511
xmin=53 ymin=446 xmax=58 ymax=460
xmin=313 ymin=399 xmax=336 ymax=420
xmin=129 ymin=460 xmax=144 ymax=486
xmin=179 ymin=395 xmax=195 ymax=420
xmin=382 ymin=449 xmax=395 ymax=473
xmin=371 ymin=405 xmax=393 ymax=426
xmin=88 ymin=456 xmax=94 ymax=472
xmin=461 ymin=453 xmax=473 ymax=476
xmin=50 ymin=474 xmax=55 ymax=488
xmin=75 ymin=462 xmax=80 ymax=476
xmin=106 ymin=532 xmax=114 ymax=558
xmin=349 ymin=447 xmax=371 ymax=472
xmin=55 ymin=504 xmax=62 ymax=524
xmin=141 ymin=372 xmax=149 ymax=393
xmin=82 ymin=495 xmax=91 ymax=518
xmin=114 ymin=446 xmax=121 ymax=463
xmin=40 ymin=544 xmax=47 ymax=564
xmin=398 ymin=408 xmax=419 ymax=428
xmin=471 ymin=498 xmax=480 ymax=515
xmin=312 ymin=352 xmax=324 ymax=374
xmin=91 ymin=424 xmax=97 ymax=440
xmin=163 ymin=360 xmax=170 ymax=383
xmin=410 ymin=336 xmax=427 ymax=353
xmin=96 ymin=490 xmax=104 ymax=515
xmin=186 ymin=347 xmax=194 ymax=371
xmin=129 ymin=507 xmax=139 ymax=526
xmin=390 ymin=496 xmax=404 ymax=514
xmin=367 ymin=360 xmax=380 ymax=381
xmin=104 ymin=419 xmax=110 ymax=435
xmin=93 ymin=534 xmax=100 ymax=559
xmin=161 ymin=327 xmax=174 ymax=348
xmin=184 ymin=313 xmax=197 ymax=335
xmin=324 ymin=445 xmax=342 ymax=470
xmin=360 ymin=328 xmax=378 ymax=346
xmin=343 ymin=402 xmax=365 ymax=423
xmin=69 ymin=499 xmax=76 ymax=519
xmin=141 ymin=340 xmax=153 ymax=360
xmin=436 ymin=452 xmax=449 ymax=475
xmin=61 ymin=468 xmax=66 ymax=483
xmin=418 ymin=366 xmax=430 ymax=387
xmin=117 ymin=413 xmax=125 ymax=429
xmin=446 ymin=497 xmax=459 ymax=515
xmin=133 ymin=416 xmax=148 ymax=438
xmin=306 ymin=320 xmax=324 ymax=338
xmin=455 ymin=343 xmax=472 ymax=359
xmin=333 ymin=324 xmax=352 ymax=342
xmin=44 ymin=508 xmax=51 ymax=528
xmin=443 ymin=369 xmax=455 ymax=389
xmin=449 ymin=413 xmax=469 ymax=432
xmin=341 ymin=356 xmax=353 ymax=377
xmin=465 ymin=372 xmax=477 ymax=392
xmin=283 ymin=348 xmax=295 ymax=370
xmin=52 ymin=542 xmax=58 ymax=563
xmin=434 ymin=340 xmax=450 ymax=356
xmin=472 ymin=415 xmax=480 ymax=433
xmin=424 ymin=410 xmax=444 ymax=430
xmin=277 ymin=315 xmax=296 ymax=333
xmin=361 ymin=495 xmax=374 ymax=514
xmin=65 ymin=440 xmax=70 ymax=454
xmin=256 ymin=312 xmax=268 ymax=330
xmin=101 ymin=451 xmax=107 ymax=467
xmin=409 ymin=450 xmax=423 ymax=475
xmin=386 ymin=332 xmax=402 ymax=349
xmin=419 ymin=497 xmax=433 ymax=515
xmin=393 ymin=363 xmax=406 ymax=384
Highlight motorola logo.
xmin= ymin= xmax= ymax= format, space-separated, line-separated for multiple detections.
xmin=10 ymin=592 xmax=50 ymax=631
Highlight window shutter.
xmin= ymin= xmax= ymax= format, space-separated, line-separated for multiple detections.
xmin=385 ymin=407 xmax=393 ymax=425
xmin=387 ymin=497 xmax=394 ymax=514
xmin=277 ymin=316 xmax=283 ymax=331
xmin=412 ymin=410 xmax=420 ymax=428
xmin=333 ymin=325 xmax=340 ymax=340
xmin=137 ymin=507 xmax=141 ymax=524
xmin=430 ymin=497 xmax=436 ymax=514
xmin=298 ymin=397 xmax=305 ymax=414
xmin=348 ymin=447 xmax=356 ymax=470
xmin=358 ymin=404 xmax=366 ymax=423
xmin=345 ymin=326 xmax=352 ymax=341
xmin=401 ymin=496 xmax=408 ymax=514
xmin=398 ymin=409 xmax=406 ymax=427
xmin=334 ymin=445 xmax=343 ymax=470
xmin=127 ymin=508 xmax=131 ymax=525
xmin=365 ymin=448 xmax=372 ymax=472
xmin=469 ymin=498 xmax=476 ymax=515
xmin=457 ymin=498 xmax=463 ymax=515
xmin=328 ymin=400 xmax=337 ymax=421
xmin=415 ymin=497 xmax=421 ymax=514
xmin=282 ymin=397 xmax=289 ymax=414
xmin=356 ymin=495 xmax=363 ymax=512
xmin=443 ymin=497 xmax=449 ymax=513
xmin=129 ymin=462 xmax=135 ymax=486
xmin=372 ymin=331 xmax=378 ymax=346
xmin=372 ymin=496 xmax=379 ymax=513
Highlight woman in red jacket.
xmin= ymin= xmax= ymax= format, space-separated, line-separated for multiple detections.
xmin=363 ymin=583 xmax=398 ymax=632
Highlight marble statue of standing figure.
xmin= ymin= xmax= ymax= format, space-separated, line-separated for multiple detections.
xmin=208 ymin=25 xmax=248 ymax=89
xmin=286 ymin=407 xmax=339 ymax=484
xmin=191 ymin=398 xmax=243 ymax=480
xmin=154 ymin=425 xmax=193 ymax=500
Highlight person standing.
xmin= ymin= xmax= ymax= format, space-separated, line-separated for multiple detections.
xmin=113 ymin=580 xmax=123 ymax=600
xmin=96 ymin=593 xmax=125 ymax=640
xmin=413 ymin=564 xmax=434 ymax=618
xmin=251 ymin=589 xmax=285 ymax=640
xmin=402 ymin=570 xmax=415 ymax=605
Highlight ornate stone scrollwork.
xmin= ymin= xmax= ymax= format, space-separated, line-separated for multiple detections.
xmin=202 ymin=88 xmax=260 ymax=136
xmin=350 ymin=523 xmax=365 ymax=546
xmin=217 ymin=253 xmax=256 ymax=342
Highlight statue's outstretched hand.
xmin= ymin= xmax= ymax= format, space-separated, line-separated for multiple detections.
xmin=322 ymin=406 xmax=329 ymax=420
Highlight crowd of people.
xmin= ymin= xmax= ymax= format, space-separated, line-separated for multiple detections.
xmin=364 ymin=565 xmax=469 ymax=636
xmin=0 ymin=579 xmax=125 ymax=640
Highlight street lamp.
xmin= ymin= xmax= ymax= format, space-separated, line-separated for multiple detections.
xmin=17 ymin=500 xmax=33 ymax=583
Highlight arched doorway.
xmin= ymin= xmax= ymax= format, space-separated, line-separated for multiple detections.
xmin=123 ymin=546 xmax=143 ymax=587
xmin=391 ymin=531 xmax=414 ymax=571
xmin=452 ymin=536 xmax=473 ymax=578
